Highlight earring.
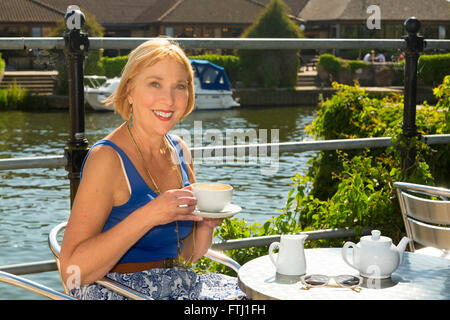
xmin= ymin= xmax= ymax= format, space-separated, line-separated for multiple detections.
xmin=129 ymin=105 xmax=133 ymax=127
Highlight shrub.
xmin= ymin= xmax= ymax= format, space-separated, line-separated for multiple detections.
xmin=0 ymin=83 xmax=26 ymax=110
xmin=344 ymin=60 xmax=369 ymax=74
xmin=0 ymin=84 xmax=49 ymax=111
xmin=429 ymin=75 xmax=450 ymax=186
xmin=0 ymin=52 xmax=5 ymax=75
xmin=317 ymin=54 xmax=408 ymax=86
xmin=237 ymin=0 xmax=303 ymax=88
xmin=418 ymin=53 xmax=450 ymax=86
xmin=306 ymin=81 xmax=449 ymax=196
xmin=317 ymin=54 xmax=342 ymax=80
xmin=101 ymin=55 xmax=128 ymax=78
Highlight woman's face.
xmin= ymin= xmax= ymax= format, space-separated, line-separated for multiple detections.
xmin=127 ymin=57 xmax=190 ymax=136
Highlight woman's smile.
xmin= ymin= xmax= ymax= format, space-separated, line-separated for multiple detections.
xmin=152 ymin=109 xmax=174 ymax=121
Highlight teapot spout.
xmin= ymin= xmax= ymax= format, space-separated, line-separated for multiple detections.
xmin=397 ymin=236 xmax=411 ymax=264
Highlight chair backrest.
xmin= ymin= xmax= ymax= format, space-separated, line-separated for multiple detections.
xmin=48 ymin=221 xmax=68 ymax=293
xmin=394 ymin=182 xmax=450 ymax=252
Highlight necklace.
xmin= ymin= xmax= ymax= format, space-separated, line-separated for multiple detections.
xmin=126 ymin=123 xmax=196 ymax=267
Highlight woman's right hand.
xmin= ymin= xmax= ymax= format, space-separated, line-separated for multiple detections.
xmin=144 ymin=188 xmax=202 ymax=226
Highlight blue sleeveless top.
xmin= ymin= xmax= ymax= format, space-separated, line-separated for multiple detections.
xmin=80 ymin=134 xmax=194 ymax=264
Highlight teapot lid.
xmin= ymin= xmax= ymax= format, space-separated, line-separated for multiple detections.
xmin=360 ymin=230 xmax=392 ymax=246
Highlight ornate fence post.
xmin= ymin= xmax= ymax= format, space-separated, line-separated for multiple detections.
xmin=63 ymin=6 xmax=90 ymax=207
xmin=401 ymin=17 xmax=425 ymax=176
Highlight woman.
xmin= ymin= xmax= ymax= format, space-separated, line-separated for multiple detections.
xmin=59 ymin=38 xmax=246 ymax=300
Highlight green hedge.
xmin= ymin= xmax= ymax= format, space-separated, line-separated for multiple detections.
xmin=0 ymin=52 xmax=5 ymax=75
xmin=318 ymin=52 xmax=450 ymax=87
xmin=418 ymin=53 xmax=450 ymax=86
xmin=317 ymin=54 xmax=372 ymax=76
xmin=345 ymin=60 xmax=369 ymax=74
xmin=100 ymin=55 xmax=128 ymax=78
xmin=85 ymin=54 xmax=127 ymax=78
xmin=317 ymin=54 xmax=343 ymax=79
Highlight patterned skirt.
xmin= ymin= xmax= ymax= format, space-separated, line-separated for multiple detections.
xmin=69 ymin=266 xmax=247 ymax=300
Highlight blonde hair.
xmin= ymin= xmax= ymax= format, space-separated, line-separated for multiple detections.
xmin=104 ymin=38 xmax=195 ymax=119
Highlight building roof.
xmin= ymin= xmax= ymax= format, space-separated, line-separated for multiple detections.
xmin=153 ymin=0 xmax=267 ymax=24
xmin=257 ymin=0 xmax=310 ymax=16
xmin=47 ymin=0 xmax=303 ymax=25
xmin=48 ymin=0 xmax=175 ymax=25
xmin=3 ymin=0 xmax=446 ymax=28
xmin=0 ymin=0 xmax=64 ymax=23
xmin=299 ymin=0 xmax=450 ymax=22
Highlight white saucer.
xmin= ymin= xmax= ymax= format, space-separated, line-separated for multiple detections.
xmin=193 ymin=204 xmax=242 ymax=218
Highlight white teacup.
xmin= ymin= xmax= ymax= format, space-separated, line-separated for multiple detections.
xmin=191 ymin=182 xmax=233 ymax=212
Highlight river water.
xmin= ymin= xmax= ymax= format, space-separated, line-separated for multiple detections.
xmin=0 ymin=105 xmax=317 ymax=299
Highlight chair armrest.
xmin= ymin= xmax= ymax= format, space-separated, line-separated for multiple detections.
xmin=205 ymin=249 xmax=241 ymax=273
xmin=0 ymin=270 xmax=76 ymax=300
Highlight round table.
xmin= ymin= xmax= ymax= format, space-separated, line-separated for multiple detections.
xmin=237 ymin=248 xmax=450 ymax=300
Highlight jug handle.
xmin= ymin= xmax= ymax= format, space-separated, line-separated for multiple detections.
xmin=342 ymin=242 xmax=358 ymax=270
xmin=268 ymin=241 xmax=280 ymax=267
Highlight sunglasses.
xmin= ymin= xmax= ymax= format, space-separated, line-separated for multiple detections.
xmin=300 ymin=274 xmax=362 ymax=292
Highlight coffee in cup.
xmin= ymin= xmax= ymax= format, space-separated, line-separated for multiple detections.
xmin=191 ymin=182 xmax=233 ymax=212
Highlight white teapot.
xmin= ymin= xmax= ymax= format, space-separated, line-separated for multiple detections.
xmin=342 ymin=230 xmax=411 ymax=279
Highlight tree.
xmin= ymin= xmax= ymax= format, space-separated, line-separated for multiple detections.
xmin=237 ymin=0 xmax=303 ymax=88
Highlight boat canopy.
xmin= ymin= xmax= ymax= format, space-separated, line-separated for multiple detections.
xmin=190 ymin=59 xmax=231 ymax=91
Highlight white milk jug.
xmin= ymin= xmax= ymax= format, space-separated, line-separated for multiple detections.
xmin=268 ymin=234 xmax=308 ymax=276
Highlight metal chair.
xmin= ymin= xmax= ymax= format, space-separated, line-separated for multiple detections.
xmin=48 ymin=221 xmax=241 ymax=299
xmin=394 ymin=182 xmax=450 ymax=259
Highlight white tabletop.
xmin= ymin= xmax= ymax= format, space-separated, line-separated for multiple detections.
xmin=237 ymin=248 xmax=450 ymax=300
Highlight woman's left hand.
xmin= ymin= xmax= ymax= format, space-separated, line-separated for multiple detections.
xmin=198 ymin=217 xmax=224 ymax=230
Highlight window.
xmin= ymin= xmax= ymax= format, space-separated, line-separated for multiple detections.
xmin=422 ymin=25 xmax=438 ymax=39
xmin=341 ymin=24 xmax=357 ymax=38
xmin=358 ymin=23 xmax=382 ymax=38
xmin=438 ymin=25 xmax=446 ymax=39
xmin=31 ymin=27 xmax=42 ymax=37
xmin=165 ymin=27 xmax=174 ymax=37
xmin=385 ymin=24 xmax=403 ymax=39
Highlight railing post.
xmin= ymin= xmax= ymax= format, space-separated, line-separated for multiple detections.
xmin=63 ymin=6 xmax=90 ymax=207
xmin=401 ymin=17 xmax=425 ymax=176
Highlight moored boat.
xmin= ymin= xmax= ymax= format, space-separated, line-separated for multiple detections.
xmin=190 ymin=59 xmax=240 ymax=110
xmin=84 ymin=75 xmax=118 ymax=111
